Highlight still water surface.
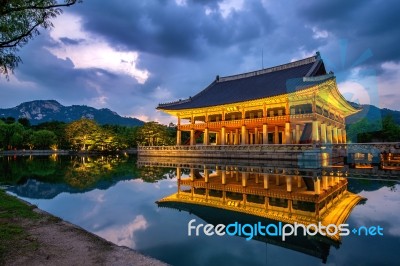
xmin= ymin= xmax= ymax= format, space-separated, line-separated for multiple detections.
xmin=1 ymin=155 xmax=399 ymax=266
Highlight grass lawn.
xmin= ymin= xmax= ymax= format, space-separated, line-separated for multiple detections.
xmin=0 ymin=190 xmax=40 ymax=262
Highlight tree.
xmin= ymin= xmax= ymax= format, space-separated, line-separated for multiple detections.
xmin=65 ymin=118 xmax=101 ymax=150
xmin=32 ymin=130 xmax=57 ymax=149
xmin=0 ymin=0 xmax=82 ymax=76
xmin=136 ymin=122 xmax=175 ymax=146
xmin=17 ymin=117 xmax=30 ymax=128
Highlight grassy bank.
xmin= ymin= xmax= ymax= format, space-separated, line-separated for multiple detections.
xmin=0 ymin=190 xmax=40 ymax=262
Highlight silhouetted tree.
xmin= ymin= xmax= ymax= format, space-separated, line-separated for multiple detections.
xmin=1 ymin=0 xmax=82 ymax=76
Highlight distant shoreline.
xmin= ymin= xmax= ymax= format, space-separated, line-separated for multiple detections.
xmin=0 ymin=149 xmax=138 ymax=156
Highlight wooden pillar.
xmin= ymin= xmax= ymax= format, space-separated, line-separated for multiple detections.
xmin=176 ymin=167 xmax=181 ymax=180
xmin=234 ymin=129 xmax=239 ymax=145
xmin=320 ymin=123 xmax=327 ymax=144
xmin=229 ymin=130 xmax=233 ymax=145
xmin=276 ymin=175 xmax=280 ymax=185
xmin=221 ymin=170 xmax=226 ymax=185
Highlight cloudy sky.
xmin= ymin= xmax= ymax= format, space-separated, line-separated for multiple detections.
xmin=1 ymin=0 xmax=399 ymax=124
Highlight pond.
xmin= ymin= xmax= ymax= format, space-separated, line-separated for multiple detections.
xmin=1 ymin=155 xmax=399 ymax=266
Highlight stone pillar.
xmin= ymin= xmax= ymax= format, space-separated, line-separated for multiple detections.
xmin=285 ymin=122 xmax=291 ymax=144
xmin=337 ymin=128 xmax=342 ymax=144
xmin=297 ymin=176 xmax=302 ymax=188
xmin=176 ymin=167 xmax=181 ymax=180
xmin=274 ymin=126 xmax=279 ymax=144
xmin=292 ymin=129 xmax=296 ymax=144
xmin=190 ymin=129 xmax=195 ymax=146
xmin=286 ymin=176 xmax=292 ymax=192
xmin=276 ymin=175 xmax=280 ymax=186
xmin=263 ymin=174 xmax=269 ymax=189
xmin=320 ymin=123 xmax=327 ymax=144
xmin=327 ymin=125 xmax=333 ymax=143
xmin=176 ymin=129 xmax=182 ymax=145
xmin=314 ymin=177 xmax=321 ymax=194
xmin=221 ymin=127 xmax=226 ymax=145
xmin=342 ymin=129 xmax=347 ymax=143
xmin=242 ymin=172 xmax=248 ymax=187
xmin=234 ymin=129 xmax=239 ymax=145
xmin=241 ymin=125 xmax=247 ymax=145
xmin=263 ymin=124 xmax=268 ymax=144
xmin=333 ymin=127 xmax=338 ymax=144
xmin=190 ymin=168 xmax=195 ymax=181
xmin=295 ymin=124 xmax=301 ymax=144
xmin=255 ymin=128 xmax=259 ymax=144
xmin=329 ymin=176 xmax=334 ymax=186
xmin=312 ymin=120 xmax=319 ymax=142
xmin=204 ymin=168 xmax=209 ymax=183
xmin=322 ymin=176 xmax=328 ymax=190
xmin=203 ymin=128 xmax=209 ymax=145
xmin=216 ymin=132 xmax=220 ymax=145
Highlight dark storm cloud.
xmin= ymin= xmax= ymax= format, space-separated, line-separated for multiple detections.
xmin=299 ymin=0 xmax=400 ymax=68
xmin=1 ymin=0 xmax=400 ymax=120
xmin=71 ymin=0 xmax=274 ymax=59
xmin=59 ymin=37 xmax=85 ymax=45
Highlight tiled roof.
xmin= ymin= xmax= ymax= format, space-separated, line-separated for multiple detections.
xmin=158 ymin=53 xmax=329 ymax=110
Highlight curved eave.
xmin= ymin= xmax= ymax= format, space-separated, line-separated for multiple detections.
xmin=319 ymin=78 xmax=361 ymax=117
xmin=157 ymin=84 xmax=323 ymax=117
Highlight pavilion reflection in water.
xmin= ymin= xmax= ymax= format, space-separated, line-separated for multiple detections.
xmin=144 ymin=158 xmax=365 ymax=263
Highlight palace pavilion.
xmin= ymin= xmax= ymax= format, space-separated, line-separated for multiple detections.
xmin=157 ymin=52 xmax=358 ymax=146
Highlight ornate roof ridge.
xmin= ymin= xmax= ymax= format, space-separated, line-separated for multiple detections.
xmin=217 ymin=54 xmax=318 ymax=83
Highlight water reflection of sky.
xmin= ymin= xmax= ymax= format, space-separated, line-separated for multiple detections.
xmin=11 ymin=177 xmax=400 ymax=266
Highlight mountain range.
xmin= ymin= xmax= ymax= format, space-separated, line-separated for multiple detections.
xmin=0 ymin=100 xmax=399 ymax=127
xmin=0 ymin=100 xmax=144 ymax=126
xmin=346 ymin=102 xmax=400 ymax=125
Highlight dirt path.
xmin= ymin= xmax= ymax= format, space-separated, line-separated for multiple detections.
xmin=3 ymin=207 xmax=168 ymax=266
